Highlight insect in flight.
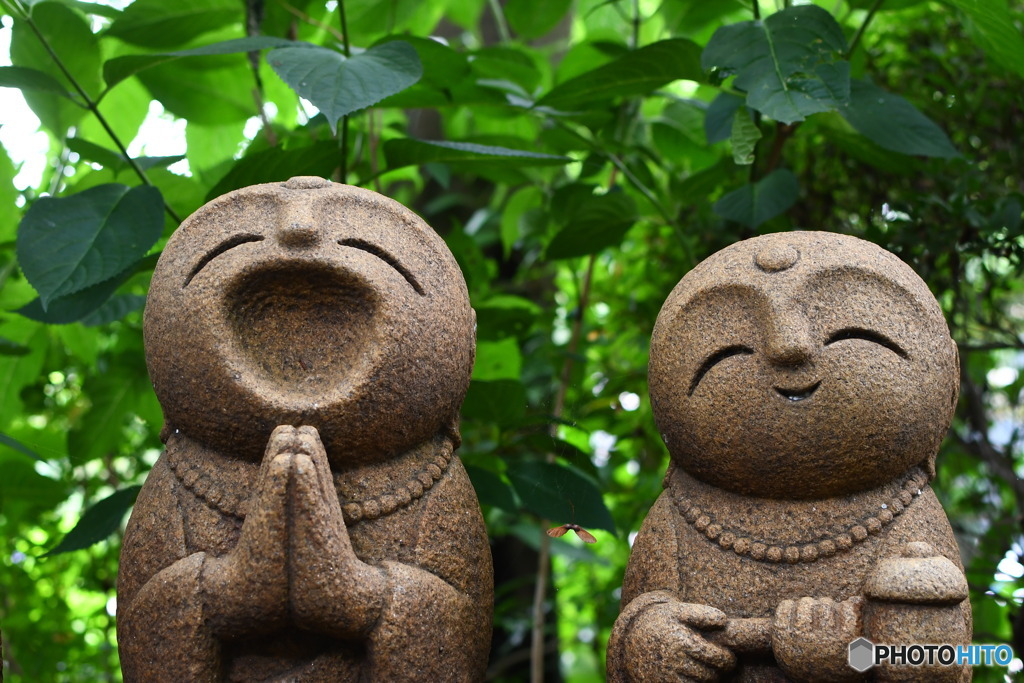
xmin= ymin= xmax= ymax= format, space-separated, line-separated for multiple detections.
xmin=546 ymin=523 xmax=596 ymax=544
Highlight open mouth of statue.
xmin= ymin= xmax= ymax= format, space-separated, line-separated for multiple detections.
xmin=225 ymin=264 xmax=378 ymax=393
xmin=775 ymin=381 xmax=821 ymax=402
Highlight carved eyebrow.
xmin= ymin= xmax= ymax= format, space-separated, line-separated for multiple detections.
xmin=184 ymin=234 xmax=265 ymax=287
xmin=689 ymin=345 xmax=753 ymax=396
xmin=825 ymin=328 xmax=908 ymax=359
xmin=338 ymin=238 xmax=424 ymax=295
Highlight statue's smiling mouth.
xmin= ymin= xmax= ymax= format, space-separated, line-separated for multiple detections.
xmin=775 ymin=381 xmax=821 ymax=402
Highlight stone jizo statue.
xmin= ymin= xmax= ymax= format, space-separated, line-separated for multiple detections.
xmin=608 ymin=231 xmax=970 ymax=682
xmin=117 ymin=177 xmax=492 ymax=681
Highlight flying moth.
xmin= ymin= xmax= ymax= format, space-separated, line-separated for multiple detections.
xmin=546 ymin=523 xmax=596 ymax=543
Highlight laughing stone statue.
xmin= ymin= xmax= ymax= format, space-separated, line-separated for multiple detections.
xmin=117 ymin=177 xmax=492 ymax=682
xmin=608 ymin=231 xmax=970 ymax=682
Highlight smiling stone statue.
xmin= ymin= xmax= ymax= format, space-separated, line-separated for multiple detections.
xmin=607 ymin=232 xmax=970 ymax=682
xmin=117 ymin=177 xmax=492 ymax=681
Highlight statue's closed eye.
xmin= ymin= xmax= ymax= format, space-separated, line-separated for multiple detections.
xmin=338 ymin=238 xmax=424 ymax=295
xmin=185 ymin=234 xmax=265 ymax=287
xmin=825 ymin=328 xmax=907 ymax=359
xmin=690 ymin=345 xmax=754 ymax=396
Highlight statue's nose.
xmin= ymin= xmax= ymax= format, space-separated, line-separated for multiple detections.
xmin=278 ymin=222 xmax=319 ymax=248
xmin=764 ymin=312 xmax=814 ymax=367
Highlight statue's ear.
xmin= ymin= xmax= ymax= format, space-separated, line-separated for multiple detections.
xmin=445 ymin=412 xmax=462 ymax=449
xmin=951 ymin=337 xmax=961 ymax=412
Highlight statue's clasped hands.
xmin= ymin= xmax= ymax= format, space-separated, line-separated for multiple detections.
xmin=200 ymin=425 xmax=385 ymax=639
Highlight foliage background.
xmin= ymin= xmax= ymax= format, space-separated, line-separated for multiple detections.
xmin=0 ymin=0 xmax=1022 ymax=680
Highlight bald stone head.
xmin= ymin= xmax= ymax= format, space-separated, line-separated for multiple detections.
xmin=144 ymin=177 xmax=475 ymax=465
xmin=649 ymin=231 xmax=958 ymax=499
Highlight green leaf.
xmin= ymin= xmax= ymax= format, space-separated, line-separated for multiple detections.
xmin=67 ymin=137 xmax=125 ymax=170
xmin=80 ymin=294 xmax=147 ymax=326
xmin=268 ymin=42 xmax=423 ymax=133
xmin=17 ymin=265 xmax=137 ymax=324
xmin=538 ymin=38 xmax=703 ymax=109
xmin=473 ymin=338 xmax=523 ymax=381
xmin=702 ymin=5 xmax=849 ymax=124
xmin=506 ymin=459 xmax=615 ymax=533
xmin=0 ymin=337 xmax=30 ymax=356
xmin=10 ymin=2 xmax=101 ymax=134
xmin=462 ymin=379 xmax=527 ymax=427
xmin=138 ymin=56 xmax=255 ymax=125
xmin=375 ymin=35 xmax=470 ymax=89
xmin=44 ymin=485 xmax=142 ymax=555
xmin=947 ymin=0 xmax=1024 ymax=78
xmin=840 ymin=79 xmax=958 ymax=159
xmin=546 ymin=191 xmax=637 ymax=260
xmin=0 ymin=65 xmax=79 ymax=102
xmin=206 ymin=141 xmax=339 ymax=201
xmin=464 ymin=465 xmax=519 ymax=513
xmin=67 ymin=365 xmax=145 ymax=464
xmin=505 ymin=0 xmax=573 ymax=40
xmin=730 ymin=106 xmax=761 ymax=165
xmin=103 ymin=36 xmax=303 ymax=89
xmin=0 ymin=430 xmax=41 ymax=460
xmin=0 ymin=458 xmax=66 ymax=515
xmin=713 ymin=169 xmax=800 ymax=228
xmin=384 ymin=139 xmax=571 ymax=170
xmin=500 ymin=186 xmax=545 ymax=258
xmin=17 ymin=184 xmax=164 ymax=308
xmin=475 ymin=295 xmax=541 ymax=341
xmin=706 ymin=91 xmax=743 ymax=144
xmin=105 ymin=0 xmax=240 ymax=49
xmin=0 ymin=319 xmax=47 ymax=420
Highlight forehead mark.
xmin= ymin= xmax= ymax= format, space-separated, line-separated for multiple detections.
xmin=754 ymin=245 xmax=800 ymax=272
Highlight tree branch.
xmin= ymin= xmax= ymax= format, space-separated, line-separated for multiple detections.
xmin=22 ymin=13 xmax=182 ymax=224
xmin=848 ymin=0 xmax=886 ymax=58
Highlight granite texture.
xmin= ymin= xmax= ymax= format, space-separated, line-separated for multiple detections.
xmin=608 ymin=231 xmax=970 ymax=682
xmin=117 ymin=177 xmax=492 ymax=681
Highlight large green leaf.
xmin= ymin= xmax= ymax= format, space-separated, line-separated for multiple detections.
xmin=713 ymin=169 xmax=800 ymax=228
xmin=0 ymin=65 xmax=79 ymax=102
xmin=44 ymin=485 xmax=142 ymax=555
xmin=103 ymin=36 xmax=303 ymax=90
xmin=462 ymin=379 xmax=527 ymax=427
xmin=947 ymin=0 xmax=1024 ymax=78
xmin=10 ymin=2 xmax=100 ymax=134
xmin=475 ymin=295 xmax=541 ymax=341
xmin=546 ymin=191 xmax=638 ymax=260
xmin=384 ymin=139 xmax=571 ymax=170
xmin=537 ymin=38 xmax=703 ymax=109
xmin=730 ymin=106 xmax=761 ymax=165
xmin=17 ymin=184 xmax=163 ymax=309
xmin=506 ymin=459 xmax=615 ymax=533
xmin=268 ymin=42 xmax=423 ymax=133
xmin=138 ymin=56 xmax=255 ymax=125
xmin=705 ymin=92 xmax=744 ymax=144
xmin=840 ymin=80 xmax=958 ymax=159
xmin=17 ymin=256 xmax=152 ymax=324
xmin=464 ymin=465 xmax=519 ymax=513
xmin=473 ymin=338 xmax=523 ymax=381
xmin=80 ymin=294 xmax=147 ymax=326
xmin=505 ymin=0 xmax=573 ymax=40
xmin=205 ymin=141 xmax=339 ymax=201
xmin=702 ymin=5 xmax=849 ymax=124
xmin=67 ymin=363 xmax=147 ymax=464
xmin=105 ymin=0 xmax=241 ymax=49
